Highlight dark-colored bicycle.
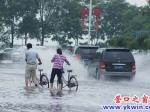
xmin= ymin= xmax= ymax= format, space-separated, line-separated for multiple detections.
xmin=38 ymin=68 xmax=49 ymax=88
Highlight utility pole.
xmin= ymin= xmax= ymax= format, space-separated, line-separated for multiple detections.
xmin=41 ymin=0 xmax=44 ymax=46
xmin=88 ymin=0 xmax=92 ymax=45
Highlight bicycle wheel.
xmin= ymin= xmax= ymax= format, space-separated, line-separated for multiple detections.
xmin=40 ymin=74 xmax=49 ymax=88
xmin=68 ymin=76 xmax=78 ymax=91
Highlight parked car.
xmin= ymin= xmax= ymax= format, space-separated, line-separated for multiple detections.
xmin=1 ymin=48 xmax=14 ymax=59
xmin=96 ymin=48 xmax=136 ymax=79
xmin=74 ymin=45 xmax=99 ymax=59
xmin=1 ymin=48 xmax=24 ymax=61
xmin=0 ymin=42 xmax=7 ymax=50
xmin=3 ymin=48 xmax=14 ymax=53
xmin=73 ymin=45 xmax=99 ymax=65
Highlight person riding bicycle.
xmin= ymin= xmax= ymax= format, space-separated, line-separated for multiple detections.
xmin=25 ymin=43 xmax=42 ymax=88
xmin=50 ymin=48 xmax=70 ymax=92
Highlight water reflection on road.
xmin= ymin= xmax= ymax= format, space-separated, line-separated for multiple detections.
xmin=0 ymin=46 xmax=150 ymax=112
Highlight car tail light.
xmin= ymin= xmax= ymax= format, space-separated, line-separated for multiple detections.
xmin=100 ymin=62 xmax=106 ymax=69
xmin=75 ymin=54 xmax=81 ymax=60
xmin=131 ymin=63 xmax=136 ymax=70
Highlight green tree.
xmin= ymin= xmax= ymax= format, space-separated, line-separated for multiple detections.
xmin=50 ymin=1 xmax=82 ymax=46
xmin=144 ymin=37 xmax=150 ymax=49
xmin=62 ymin=1 xmax=82 ymax=45
xmin=19 ymin=14 xmax=39 ymax=45
xmin=0 ymin=0 xmax=27 ymax=47
xmin=100 ymin=0 xmax=129 ymax=38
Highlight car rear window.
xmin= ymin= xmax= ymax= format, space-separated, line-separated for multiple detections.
xmin=75 ymin=47 xmax=98 ymax=54
xmin=102 ymin=51 xmax=134 ymax=61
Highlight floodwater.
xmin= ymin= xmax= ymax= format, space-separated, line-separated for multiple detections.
xmin=0 ymin=46 xmax=150 ymax=112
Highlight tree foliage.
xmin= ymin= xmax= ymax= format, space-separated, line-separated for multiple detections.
xmin=0 ymin=0 xmax=149 ymax=48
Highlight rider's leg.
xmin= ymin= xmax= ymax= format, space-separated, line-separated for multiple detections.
xmin=25 ymin=78 xmax=29 ymax=87
xmin=29 ymin=74 xmax=32 ymax=86
xmin=25 ymin=65 xmax=37 ymax=87
xmin=50 ymin=69 xmax=56 ymax=90
xmin=50 ymin=83 xmax=53 ymax=88
xmin=32 ymin=70 xmax=38 ymax=86
xmin=57 ymin=77 xmax=63 ymax=90
xmin=57 ymin=70 xmax=62 ymax=92
xmin=25 ymin=65 xmax=30 ymax=87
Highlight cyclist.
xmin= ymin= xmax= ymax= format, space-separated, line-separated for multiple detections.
xmin=50 ymin=48 xmax=70 ymax=93
xmin=25 ymin=43 xmax=42 ymax=88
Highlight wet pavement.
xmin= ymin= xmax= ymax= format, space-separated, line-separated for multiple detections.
xmin=0 ymin=46 xmax=150 ymax=112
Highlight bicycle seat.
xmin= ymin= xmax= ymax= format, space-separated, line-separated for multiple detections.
xmin=38 ymin=68 xmax=43 ymax=71
xmin=67 ymin=70 xmax=72 ymax=73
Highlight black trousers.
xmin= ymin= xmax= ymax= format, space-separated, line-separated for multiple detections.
xmin=50 ymin=68 xmax=62 ymax=84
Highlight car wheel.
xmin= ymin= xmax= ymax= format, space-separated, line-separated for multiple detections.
xmin=129 ymin=75 xmax=135 ymax=80
xmin=95 ymin=67 xmax=101 ymax=80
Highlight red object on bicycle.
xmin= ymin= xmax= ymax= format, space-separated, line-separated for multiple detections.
xmin=75 ymin=54 xmax=81 ymax=60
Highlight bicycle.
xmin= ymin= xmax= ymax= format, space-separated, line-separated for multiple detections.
xmin=60 ymin=69 xmax=78 ymax=91
xmin=30 ymin=68 xmax=49 ymax=88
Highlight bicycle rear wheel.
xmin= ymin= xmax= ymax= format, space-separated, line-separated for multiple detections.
xmin=40 ymin=74 xmax=49 ymax=88
xmin=68 ymin=76 xmax=78 ymax=91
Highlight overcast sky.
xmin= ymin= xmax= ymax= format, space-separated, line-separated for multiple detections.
xmin=126 ymin=0 xmax=147 ymax=6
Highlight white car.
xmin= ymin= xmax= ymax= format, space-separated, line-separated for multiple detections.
xmin=2 ymin=48 xmax=24 ymax=62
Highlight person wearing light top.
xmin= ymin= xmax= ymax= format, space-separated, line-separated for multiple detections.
xmin=25 ymin=43 xmax=42 ymax=87
xmin=50 ymin=48 xmax=70 ymax=92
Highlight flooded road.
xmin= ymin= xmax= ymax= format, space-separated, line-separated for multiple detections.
xmin=0 ymin=46 xmax=150 ymax=112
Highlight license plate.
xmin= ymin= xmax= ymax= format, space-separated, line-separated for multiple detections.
xmin=114 ymin=65 xmax=124 ymax=69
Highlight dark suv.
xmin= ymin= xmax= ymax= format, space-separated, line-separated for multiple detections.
xmin=97 ymin=48 xmax=136 ymax=78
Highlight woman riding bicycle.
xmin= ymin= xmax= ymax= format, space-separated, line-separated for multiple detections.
xmin=50 ymin=48 xmax=70 ymax=93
